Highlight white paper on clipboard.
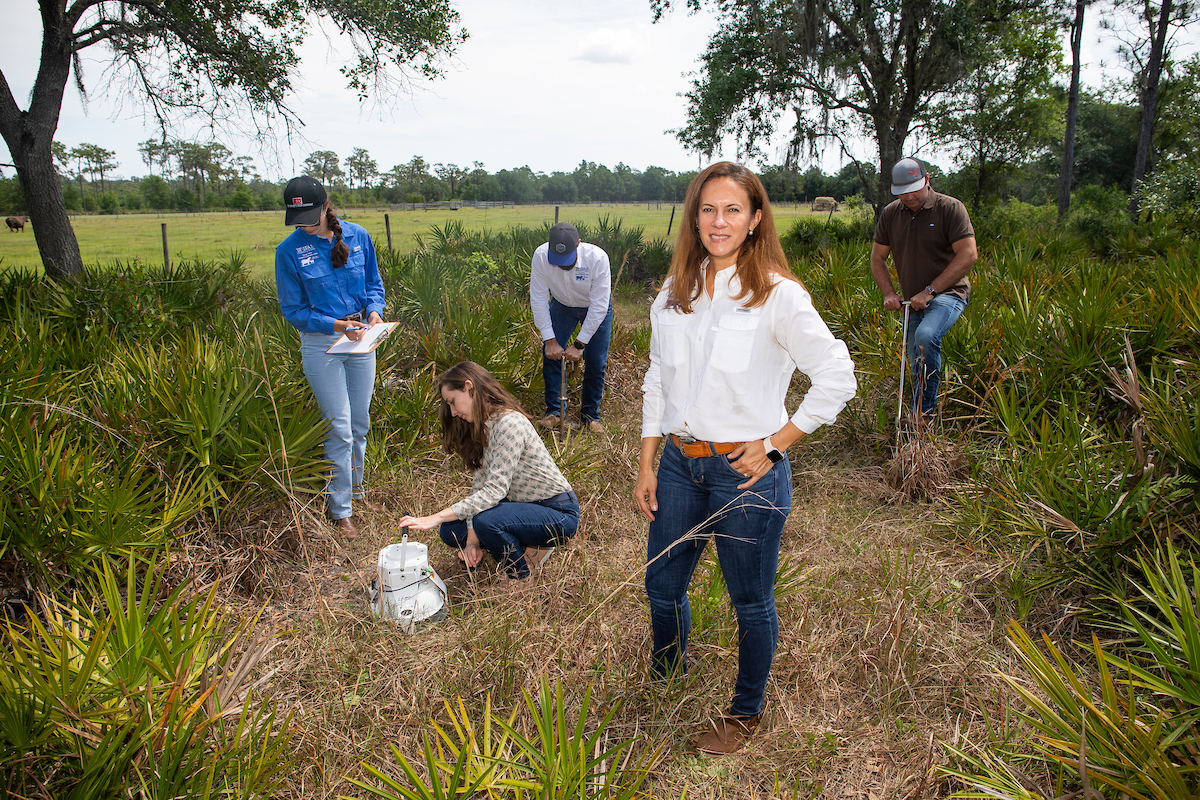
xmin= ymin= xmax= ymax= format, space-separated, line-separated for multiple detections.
xmin=325 ymin=321 xmax=400 ymax=354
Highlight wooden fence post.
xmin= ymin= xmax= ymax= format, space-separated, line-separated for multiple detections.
xmin=554 ymin=206 xmax=559 ymax=224
xmin=161 ymin=223 xmax=171 ymax=277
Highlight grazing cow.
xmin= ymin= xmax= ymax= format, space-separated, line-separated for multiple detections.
xmin=5 ymin=215 xmax=26 ymax=232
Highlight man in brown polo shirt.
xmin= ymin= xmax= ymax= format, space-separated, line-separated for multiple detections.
xmin=870 ymin=157 xmax=977 ymax=421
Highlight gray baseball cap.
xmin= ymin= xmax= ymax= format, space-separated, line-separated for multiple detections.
xmin=891 ymin=158 xmax=927 ymax=195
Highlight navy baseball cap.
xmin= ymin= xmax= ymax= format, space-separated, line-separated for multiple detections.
xmin=547 ymin=222 xmax=580 ymax=267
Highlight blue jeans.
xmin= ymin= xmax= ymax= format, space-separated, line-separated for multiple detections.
xmin=906 ymin=294 xmax=966 ymax=414
xmin=645 ymin=440 xmax=792 ymax=717
xmin=300 ymin=332 xmax=376 ymax=520
xmin=543 ymin=298 xmax=613 ymax=422
xmin=439 ymin=491 xmax=580 ymax=578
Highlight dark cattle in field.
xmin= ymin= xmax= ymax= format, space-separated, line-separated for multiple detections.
xmin=5 ymin=216 xmax=26 ymax=232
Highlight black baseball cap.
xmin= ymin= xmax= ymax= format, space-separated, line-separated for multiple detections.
xmin=283 ymin=176 xmax=327 ymax=226
xmin=547 ymin=222 xmax=580 ymax=267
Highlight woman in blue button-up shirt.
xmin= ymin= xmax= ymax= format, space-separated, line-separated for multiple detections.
xmin=275 ymin=176 xmax=386 ymax=537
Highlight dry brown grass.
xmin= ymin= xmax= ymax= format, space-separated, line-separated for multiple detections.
xmin=886 ymin=428 xmax=970 ymax=502
xmin=200 ymin=298 xmax=1017 ymax=799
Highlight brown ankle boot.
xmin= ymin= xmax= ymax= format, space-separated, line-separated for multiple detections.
xmin=697 ymin=713 xmax=760 ymax=755
xmin=333 ymin=516 xmax=359 ymax=538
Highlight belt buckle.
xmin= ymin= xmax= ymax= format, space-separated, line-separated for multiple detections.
xmin=677 ymin=434 xmax=699 ymax=445
xmin=343 ymin=312 xmax=362 ymax=323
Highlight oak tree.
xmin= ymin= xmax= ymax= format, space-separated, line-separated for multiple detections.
xmin=653 ymin=0 xmax=1046 ymax=211
xmin=0 ymin=0 xmax=465 ymax=279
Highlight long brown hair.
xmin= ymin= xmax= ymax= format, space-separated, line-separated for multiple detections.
xmin=664 ymin=161 xmax=795 ymax=314
xmin=325 ymin=202 xmax=350 ymax=268
xmin=438 ymin=362 xmax=531 ymax=470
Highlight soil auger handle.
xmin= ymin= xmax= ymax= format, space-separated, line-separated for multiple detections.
xmin=896 ymin=301 xmax=911 ymax=432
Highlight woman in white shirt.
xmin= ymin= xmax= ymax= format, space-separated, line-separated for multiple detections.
xmin=399 ymin=362 xmax=578 ymax=580
xmin=634 ymin=162 xmax=857 ymax=755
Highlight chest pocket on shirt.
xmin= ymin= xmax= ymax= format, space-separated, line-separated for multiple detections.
xmin=298 ymin=257 xmax=335 ymax=295
xmin=344 ymin=246 xmax=367 ymax=295
xmin=655 ymin=314 xmax=688 ymax=367
xmin=710 ymin=312 xmax=759 ymax=373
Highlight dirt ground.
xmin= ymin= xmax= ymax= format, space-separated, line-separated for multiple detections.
xmin=202 ymin=304 xmax=1015 ymax=799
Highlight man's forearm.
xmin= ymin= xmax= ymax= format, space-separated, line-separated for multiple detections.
xmin=870 ymin=258 xmax=898 ymax=298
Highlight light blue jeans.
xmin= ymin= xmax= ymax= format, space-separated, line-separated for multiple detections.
xmin=300 ymin=332 xmax=376 ymax=520
xmin=906 ymin=294 xmax=967 ymax=414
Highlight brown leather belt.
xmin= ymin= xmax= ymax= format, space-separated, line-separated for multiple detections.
xmin=671 ymin=434 xmax=744 ymax=459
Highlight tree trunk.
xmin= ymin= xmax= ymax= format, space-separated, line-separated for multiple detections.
xmin=1129 ymin=0 xmax=1172 ymax=218
xmin=1058 ymin=0 xmax=1086 ymax=219
xmin=0 ymin=1 xmax=83 ymax=279
xmin=12 ymin=137 xmax=83 ymax=277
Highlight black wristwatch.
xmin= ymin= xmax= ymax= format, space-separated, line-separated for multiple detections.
xmin=571 ymin=340 xmax=586 ymax=352
xmin=762 ymin=436 xmax=784 ymax=463
xmin=924 ymin=285 xmax=938 ymax=297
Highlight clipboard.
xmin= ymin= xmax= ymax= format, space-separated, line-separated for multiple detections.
xmin=326 ymin=321 xmax=400 ymax=354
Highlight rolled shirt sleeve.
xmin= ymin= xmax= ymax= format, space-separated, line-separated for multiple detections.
xmin=641 ymin=267 xmax=856 ymax=442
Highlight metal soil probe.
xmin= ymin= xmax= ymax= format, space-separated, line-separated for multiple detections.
xmin=896 ymin=301 xmax=912 ymax=433
xmin=559 ymin=353 xmax=577 ymax=434
xmin=560 ymin=353 xmax=568 ymax=425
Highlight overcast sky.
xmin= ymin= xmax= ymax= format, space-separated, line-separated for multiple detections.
xmin=0 ymin=1 xmax=1178 ymax=184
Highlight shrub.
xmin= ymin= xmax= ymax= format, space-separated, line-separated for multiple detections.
xmin=1137 ymin=161 xmax=1200 ymax=235
xmin=1063 ymin=185 xmax=1134 ymax=255
xmin=98 ymin=191 xmax=120 ymax=213
xmin=0 ymin=259 xmax=329 ymax=581
xmin=942 ymin=544 xmax=1200 ymax=799
xmin=348 ymin=677 xmax=657 ymax=800
xmin=972 ymin=199 xmax=1057 ymax=243
xmin=0 ymin=555 xmax=294 ymax=800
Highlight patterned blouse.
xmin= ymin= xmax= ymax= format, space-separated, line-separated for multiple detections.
xmin=450 ymin=410 xmax=573 ymax=524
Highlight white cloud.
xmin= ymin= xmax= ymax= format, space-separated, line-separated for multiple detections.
xmin=574 ymin=29 xmax=638 ymax=64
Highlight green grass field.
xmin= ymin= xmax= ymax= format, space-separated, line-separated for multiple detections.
xmin=0 ymin=202 xmax=826 ymax=280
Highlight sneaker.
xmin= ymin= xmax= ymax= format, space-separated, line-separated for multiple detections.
xmin=697 ymin=713 xmax=760 ymax=755
xmin=538 ymin=414 xmax=561 ymax=429
xmin=584 ymin=420 xmax=606 ymax=433
xmin=524 ymin=545 xmax=556 ymax=570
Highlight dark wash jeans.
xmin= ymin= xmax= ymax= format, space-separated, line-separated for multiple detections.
xmin=440 ymin=492 xmax=579 ymax=578
xmin=543 ymin=298 xmax=613 ymax=422
xmin=644 ymin=439 xmax=792 ymax=717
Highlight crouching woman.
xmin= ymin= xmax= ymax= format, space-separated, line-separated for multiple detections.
xmin=398 ymin=362 xmax=578 ymax=578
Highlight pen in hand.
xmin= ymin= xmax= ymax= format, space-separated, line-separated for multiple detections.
xmin=341 ymin=320 xmax=368 ymax=341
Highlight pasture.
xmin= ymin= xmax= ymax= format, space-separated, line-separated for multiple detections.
xmin=4 ymin=209 xmax=1198 ymax=799
xmin=0 ymin=202 xmax=825 ymax=279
